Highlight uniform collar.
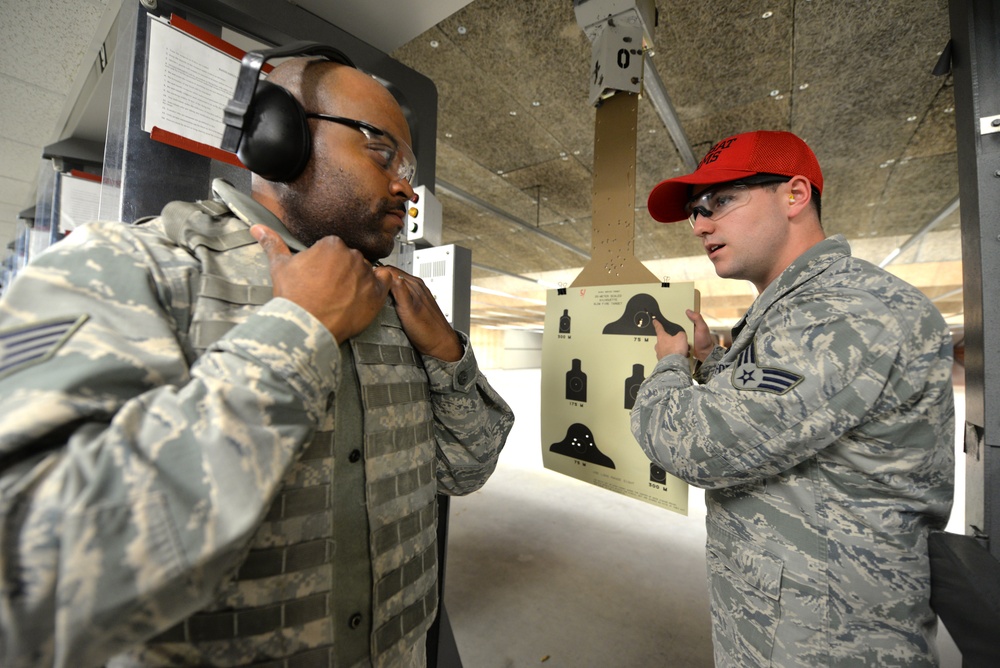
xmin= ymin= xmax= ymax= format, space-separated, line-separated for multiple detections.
xmin=731 ymin=235 xmax=851 ymax=342
xmin=211 ymin=178 xmax=307 ymax=253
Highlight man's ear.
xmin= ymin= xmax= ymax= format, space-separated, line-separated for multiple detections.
xmin=786 ymin=176 xmax=813 ymax=218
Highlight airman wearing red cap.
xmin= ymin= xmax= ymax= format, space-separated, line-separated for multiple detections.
xmin=632 ymin=130 xmax=955 ymax=666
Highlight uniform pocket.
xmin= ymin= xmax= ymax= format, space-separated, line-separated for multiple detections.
xmin=706 ymin=522 xmax=783 ymax=667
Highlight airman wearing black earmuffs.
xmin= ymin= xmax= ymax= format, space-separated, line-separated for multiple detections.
xmin=0 ymin=43 xmax=514 ymax=668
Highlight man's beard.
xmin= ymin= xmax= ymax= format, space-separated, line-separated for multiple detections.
xmin=281 ymin=177 xmax=402 ymax=263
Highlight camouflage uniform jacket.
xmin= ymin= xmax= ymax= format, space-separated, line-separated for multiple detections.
xmin=631 ymin=235 xmax=954 ymax=667
xmin=0 ymin=181 xmax=514 ymax=667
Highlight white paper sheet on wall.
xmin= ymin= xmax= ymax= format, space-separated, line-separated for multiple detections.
xmin=144 ymin=17 xmax=241 ymax=148
xmin=58 ymin=173 xmax=102 ymax=233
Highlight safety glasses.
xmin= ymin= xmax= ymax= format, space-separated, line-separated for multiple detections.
xmin=306 ymin=113 xmax=417 ymax=184
xmin=685 ymin=175 xmax=791 ymax=228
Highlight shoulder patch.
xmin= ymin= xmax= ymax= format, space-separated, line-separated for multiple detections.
xmin=730 ymin=339 xmax=803 ymax=394
xmin=0 ymin=315 xmax=89 ymax=379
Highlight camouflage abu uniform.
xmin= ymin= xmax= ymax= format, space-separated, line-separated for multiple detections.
xmin=0 ymin=180 xmax=514 ymax=667
xmin=631 ymin=235 xmax=954 ymax=667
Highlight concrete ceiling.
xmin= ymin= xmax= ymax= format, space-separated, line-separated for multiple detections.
xmin=0 ymin=0 xmax=963 ymax=337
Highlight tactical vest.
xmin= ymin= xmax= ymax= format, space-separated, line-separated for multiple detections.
xmin=114 ymin=200 xmax=439 ymax=667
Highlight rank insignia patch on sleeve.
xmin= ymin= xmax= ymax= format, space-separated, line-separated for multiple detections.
xmin=730 ymin=340 xmax=803 ymax=394
xmin=0 ymin=315 xmax=89 ymax=379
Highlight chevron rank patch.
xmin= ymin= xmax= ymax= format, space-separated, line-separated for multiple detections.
xmin=730 ymin=340 xmax=803 ymax=394
xmin=0 ymin=315 xmax=88 ymax=379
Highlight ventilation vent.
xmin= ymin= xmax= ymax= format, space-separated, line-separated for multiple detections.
xmin=419 ymin=260 xmax=447 ymax=279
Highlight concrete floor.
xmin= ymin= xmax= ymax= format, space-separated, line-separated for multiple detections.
xmin=442 ymin=367 xmax=966 ymax=667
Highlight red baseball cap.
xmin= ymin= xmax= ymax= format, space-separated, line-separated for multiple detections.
xmin=647 ymin=130 xmax=824 ymax=223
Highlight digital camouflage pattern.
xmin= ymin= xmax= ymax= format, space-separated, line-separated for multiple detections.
xmin=631 ymin=236 xmax=955 ymax=667
xmin=0 ymin=181 xmax=514 ymax=667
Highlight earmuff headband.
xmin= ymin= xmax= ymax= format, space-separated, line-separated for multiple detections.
xmin=221 ymin=41 xmax=355 ymax=154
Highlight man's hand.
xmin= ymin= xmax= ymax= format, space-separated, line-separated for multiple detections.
xmin=251 ymin=225 xmax=390 ymax=344
xmin=374 ymin=266 xmax=462 ymax=362
xmin=652 ymin=309 xmax=715 ymax=362
xmin=686 ymin=309 xmax=716 ymax=362
xmin=652 ymin=316 xmax=689 ymax=360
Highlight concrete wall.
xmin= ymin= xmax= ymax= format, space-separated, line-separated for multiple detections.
xmin=469 ymin=326 xmax=542 ymax=370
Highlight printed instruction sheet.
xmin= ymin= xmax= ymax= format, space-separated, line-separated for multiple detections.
xmin=145 ymin=16 xmax=240 ymax=148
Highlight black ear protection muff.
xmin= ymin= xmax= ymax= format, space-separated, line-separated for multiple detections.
xmin=222 ymin=41 xmax=355 ymax=183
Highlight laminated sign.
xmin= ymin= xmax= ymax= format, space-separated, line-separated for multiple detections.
xmin=541 ymin=282 xmax=695 ymax=515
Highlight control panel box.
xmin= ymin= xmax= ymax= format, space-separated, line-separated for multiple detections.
xmin=406 ymin=185 xmax=442 ymax=247
xmin=412 ymin=244 xmax=471 ymax=333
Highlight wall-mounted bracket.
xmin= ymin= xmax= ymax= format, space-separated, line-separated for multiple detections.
xmin=574 ymin=0 xmax=657 ymax=107
xmin=979 ymin=113 xmax=1000 ymax=135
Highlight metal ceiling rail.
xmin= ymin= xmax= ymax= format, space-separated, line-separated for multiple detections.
xmin=878 ymin=196 xmax=960 ymax=267
xmin=471 ymin=261 xmax=561 ymax=288
xmin=435 ymin=178 xmax=591 ymax=259
xmin=931 ymin=286 xmax=963 ymax=302
xmin=643 ymin=53 xmax=698 ymax=172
